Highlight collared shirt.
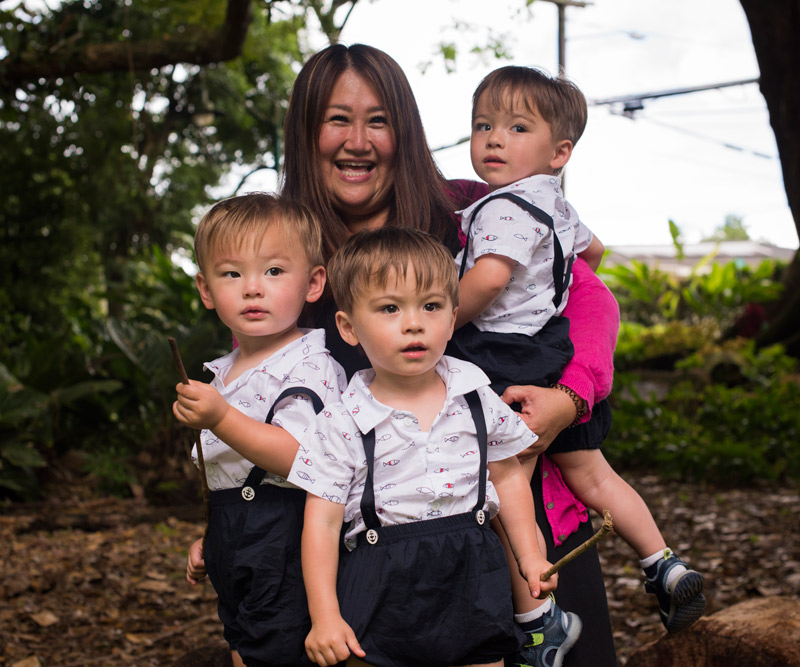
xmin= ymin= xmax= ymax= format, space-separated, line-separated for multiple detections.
xmin=288 ymin=356 xmax=538 ymax=549
xmin=193 ymin=328 xmax=347 ymax=491
xmin=455 ymin=174 xmax=594 ymax=334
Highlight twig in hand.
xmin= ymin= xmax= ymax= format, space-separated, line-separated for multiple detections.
xmin=540 ymin=509 xmax=614 ymax=582
xmin=168 ymin=336 xmax=210 ymax=550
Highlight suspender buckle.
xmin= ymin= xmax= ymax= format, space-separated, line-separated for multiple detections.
xmin=366 ymin=528 xmax=379 ymax=545
xmin=475 ymin=509 xmax=486 ymax=525
xmin=241 ymin=486 xmax=255 ymax=501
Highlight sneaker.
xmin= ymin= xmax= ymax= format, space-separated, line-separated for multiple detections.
xmin=644 ymin=550 xmax=706 ymax=633
xmin=514 ymin=602 xmax=582 ymax=667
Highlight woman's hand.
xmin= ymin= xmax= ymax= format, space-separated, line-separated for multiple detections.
xmin=501 ymin=385 xmax=577 ymax=458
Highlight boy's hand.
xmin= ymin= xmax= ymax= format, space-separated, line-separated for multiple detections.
xmin=305 ymin=616 xmax=366 ymax=666
xmin=517 ymin=553 xmax=558 ymax=599
xmin=186 ymin=538 xmax=207 ymax=585
xmin=173 ymin=380 xmax=229 ymax=430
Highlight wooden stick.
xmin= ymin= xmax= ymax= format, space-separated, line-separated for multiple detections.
xmin=168 ymin=336 xmax=210 ymax=550
xmin=540 ymin=509 xmax=614 ymax=582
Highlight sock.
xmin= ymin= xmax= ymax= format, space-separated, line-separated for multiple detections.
xmin=515 ymin=597 xmax=553 ymax=628
xmin=641 ymin=547 xmax=687 ymax=589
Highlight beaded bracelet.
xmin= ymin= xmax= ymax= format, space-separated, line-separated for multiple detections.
xmin=552 ymin=383 xmax=589 ymax=427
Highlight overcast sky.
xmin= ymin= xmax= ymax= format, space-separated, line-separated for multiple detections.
xmin=324 ymin=0 xmax=796 ymax=249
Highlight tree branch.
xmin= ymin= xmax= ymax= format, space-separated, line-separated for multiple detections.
xmin=0 ymin=0 xmax=253 ymax=86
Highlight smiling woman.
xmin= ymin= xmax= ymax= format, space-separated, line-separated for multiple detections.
xmin=317 ymin=70 xmax=397 ymax=232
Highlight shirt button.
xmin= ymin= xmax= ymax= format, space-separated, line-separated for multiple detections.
xmin=559 ymin=534 xmax=567 ymax=542
xmin=546 ymin=502 xmax=555 ymax=510
xmin=542 ymin=471 xmax=548 ymax=479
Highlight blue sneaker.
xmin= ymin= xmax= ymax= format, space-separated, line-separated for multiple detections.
xmin=514 ymin=602 xmax=582 ymax=667
xmin=644 ymin=550 xmax=706 ymax=633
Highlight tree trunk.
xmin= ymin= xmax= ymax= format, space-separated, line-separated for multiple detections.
xmin=738 ymin=0 xmax=800 ymax=355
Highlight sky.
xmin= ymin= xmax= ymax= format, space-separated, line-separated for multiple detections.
xmin=303 ymin=0 xmax=797 ymax=250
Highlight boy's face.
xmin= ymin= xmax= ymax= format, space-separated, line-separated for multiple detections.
xmin=335 ymin=266 xmax=457 ymax=383
xmin=196 ymin=224 xmax=324 ymax=351
xmin=470 ymin=90 xmax=572 ymax=191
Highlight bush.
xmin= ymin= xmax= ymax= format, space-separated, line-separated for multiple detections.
xmin=607 ymin=341 xmax=800 ymax=483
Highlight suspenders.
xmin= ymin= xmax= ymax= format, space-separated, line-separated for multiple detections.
xmin=459 ymin=192 xmax=574 ymax=309
xmin=358 ymin=389 xmax=488 ymax=545
xmin=239 ymin=387 xmax=323 ymax=502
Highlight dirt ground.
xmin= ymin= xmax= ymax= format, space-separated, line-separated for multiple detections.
xmin=1 ymin=472 xmax=799 ymax=666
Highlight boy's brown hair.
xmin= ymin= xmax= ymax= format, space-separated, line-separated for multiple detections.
xmin=327 ymin=227 xmax=459 ymax=314
xmin=194 ymin=193 xmax=323 ymax=274
xmin=472 ymin=65 xmax=587 ymax=146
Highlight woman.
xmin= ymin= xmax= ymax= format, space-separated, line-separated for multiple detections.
xmin=189 ymin=43 xmax=619 ymax=666
xmin=282 ymin=44 xmax=619 ymax=667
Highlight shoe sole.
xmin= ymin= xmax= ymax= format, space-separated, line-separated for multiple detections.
xmin=665 ymin=570 xmax=706 ymax=633
xmin=551 ymin=612 xmax=583 ymax=667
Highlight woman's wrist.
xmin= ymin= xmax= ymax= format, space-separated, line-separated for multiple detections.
xmin=552 ymin=383 xmax=589 ymax=427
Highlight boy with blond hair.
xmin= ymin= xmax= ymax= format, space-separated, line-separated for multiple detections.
xmin=173 ymin=192 xmax=347 ymax=667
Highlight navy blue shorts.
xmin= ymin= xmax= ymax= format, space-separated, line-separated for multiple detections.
xmin=447 ymin=317 xmax=574 ymax=395
xmin=205 ymin=484 xmax=310 ymax=667
xmin=546 ymin=398 xmax=612 ymax=455
xmin=337 ymin=512 xmax=523 ymax=667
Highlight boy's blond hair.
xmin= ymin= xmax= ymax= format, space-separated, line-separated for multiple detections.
xmin=473 ymin=66 xmax=587 ymax=146
xmin=194 ymin=193 xmax=323 ymax=274
xmin=328 ymin=227 xmax=459 ymax=314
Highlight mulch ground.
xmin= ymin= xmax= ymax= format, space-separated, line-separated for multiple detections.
xmin=1 ymin=472 xmax=799 ymax=666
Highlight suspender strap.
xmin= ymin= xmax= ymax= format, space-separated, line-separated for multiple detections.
xmin=459 ymin=192 xmax=572 ymax=309
xmin=359 ymin=389 xmax=488 ymax=532
xmin=242 ymin=387 xmax=324 ymax=491
xmin=463 ymin=390 xmax=488 ymax=516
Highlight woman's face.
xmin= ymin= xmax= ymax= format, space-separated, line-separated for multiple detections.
xmin=318 ymin=70 xmax=397 ymax=232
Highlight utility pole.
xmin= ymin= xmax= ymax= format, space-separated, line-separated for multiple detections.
xmin=536 ymin=0 xmax=591 ymax=76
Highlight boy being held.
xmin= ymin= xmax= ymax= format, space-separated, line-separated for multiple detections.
xmin=452 ymin=65 xmax=705 ymax=665
xmin=173 ymin=193 xmax=347 ymax=667
xmin=288 ymin=227 xmax=556 ymax=667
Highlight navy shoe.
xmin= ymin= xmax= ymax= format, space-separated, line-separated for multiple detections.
xmin=644 ymin=549 xmax=706 ymax=633
xmin=515 ymin=601 xmax=582 ymax=667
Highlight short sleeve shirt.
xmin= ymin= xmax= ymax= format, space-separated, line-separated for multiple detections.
xmin=193 ymin=328 xmax=347 ymax=491
xmin=455 ymin=174 xmax=594 ymax=334
xmin=288 ymin=356 xmax=538 ymax=549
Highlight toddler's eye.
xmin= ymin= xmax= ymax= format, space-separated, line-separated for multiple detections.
xmin=511 ymin=124 xmax=527 ymax=133
xmin=266 ymin=267 xmax=283 ymax=276
xmin=424 ymin=302 xmax=441 ymax=312
xmin=474 ymin=122 xmax=491 ymax=132
xmin=381 ymin=304 xmax=399 ymax=314
xmin=222 ymin=271 xmax=240 ymax=278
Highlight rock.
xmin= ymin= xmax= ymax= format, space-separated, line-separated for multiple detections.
xmin=626 ymin=596 xmax=800 ymax=666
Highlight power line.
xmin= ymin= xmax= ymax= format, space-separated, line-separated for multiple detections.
xmin=591 ymin=77 xmax=760 ymax=117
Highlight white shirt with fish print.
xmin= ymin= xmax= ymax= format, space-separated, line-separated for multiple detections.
xmin=455 ymin=173 xmax=594 ymax=335
xmin=193 ymin=328 xmax=347 ymax=491
xmin=288 ymin=355 xmax=538 ymax=550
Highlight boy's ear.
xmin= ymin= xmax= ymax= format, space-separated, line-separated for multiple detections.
xmin=335 ymin=310 xmax=360 ymax=348
xmin=195 ymin=273 xmax=216 ymax=310
xmin=448 ymin=306 xmax=458 ymax=341
xmin=305 ymin=265 xmax=326 ymax=304
xmin=550 ymin=139 xmax=573 ymax=172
